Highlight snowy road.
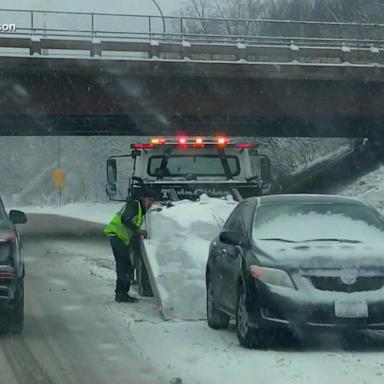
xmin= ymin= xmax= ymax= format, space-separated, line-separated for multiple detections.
xmin=0 ymin=215 xmax=164 ymax=384
xmin=2 ymin=214 xmax=384 ymax=384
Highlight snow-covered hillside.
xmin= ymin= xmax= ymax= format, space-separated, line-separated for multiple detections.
xmin=1 ymin=136 xmax=352 ymax=207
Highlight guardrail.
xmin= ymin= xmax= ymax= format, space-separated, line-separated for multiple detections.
xmin=0 ymin=8 xmax=383 ymax=64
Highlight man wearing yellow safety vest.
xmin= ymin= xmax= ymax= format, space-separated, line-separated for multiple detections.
xmin=104 ymin=192 xmax=154 ymax=302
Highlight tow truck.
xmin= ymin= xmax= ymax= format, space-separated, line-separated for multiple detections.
xmin=106 ymin=136 xmax=271 ymax=202
xmin=105 ymin=136 xmax=272 ymax=319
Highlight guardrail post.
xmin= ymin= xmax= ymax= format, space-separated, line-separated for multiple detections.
xmin=180 ymin=17 xmax=183 ymax=41
xmin=91 ymin=13 xmax=95 ymax=38
xmin=149 ymin=16 xmax=152 ymax=39
xmin=30 ymin=11 xmax=35 ymax=34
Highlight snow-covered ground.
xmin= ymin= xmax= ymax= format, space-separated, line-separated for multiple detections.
xmin=15 ymin=166 xmax=384 ymax=384
xmin=53 ymin=218 xmax=384 ymax=384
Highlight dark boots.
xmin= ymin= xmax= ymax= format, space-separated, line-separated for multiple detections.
xmin=115 ymin=293 xmax=139 ymax=303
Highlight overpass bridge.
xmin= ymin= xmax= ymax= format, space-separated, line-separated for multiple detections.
xmin=0 ymin=9 xmax=384 ymax=137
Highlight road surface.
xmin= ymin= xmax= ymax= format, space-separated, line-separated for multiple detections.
xmin=0 ymin=215 xmax=164 ymax=384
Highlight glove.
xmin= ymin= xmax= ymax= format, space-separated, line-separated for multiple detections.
xmin=137 ymin=229 xmax=148 ymax=239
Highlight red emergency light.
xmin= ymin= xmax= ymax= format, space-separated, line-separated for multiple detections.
xmin=177 ymin=136 xmax=187 ymax=145
xmin=235 ymin=143 xmax=256 ymax=149
xmin=131 ymin=143 xmax=154 ymax=150
xmin=131 ymin=137 xmax=256 ymax=150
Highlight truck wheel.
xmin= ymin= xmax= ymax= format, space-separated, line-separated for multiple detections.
xmin=137 ymin=257 xmax=153 ymax=297
xmin=206 ymin=277 xmax=230 ymax=329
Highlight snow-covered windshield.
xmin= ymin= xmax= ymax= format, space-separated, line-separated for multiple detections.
xmin=148 ymin=155 xmax=240 ymax=177
xmin=253 ymin=202 xmax=384 ymax=243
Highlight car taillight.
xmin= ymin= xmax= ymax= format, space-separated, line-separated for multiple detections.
xmin=0 ymin=271 xmax=15 ymax=279
xmin=0 ymin=230 xmax=15 ymax=244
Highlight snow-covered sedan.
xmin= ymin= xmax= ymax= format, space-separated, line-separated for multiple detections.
xmin=206 ymin=194 xmax=384 ymax=348
xmin=0 ymin=197 xmax=27 ymax=334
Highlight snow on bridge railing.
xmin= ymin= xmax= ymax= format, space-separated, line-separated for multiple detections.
xmin=0 ymin=8 xmax=383 ymax=63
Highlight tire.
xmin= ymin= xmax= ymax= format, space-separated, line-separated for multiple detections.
xmin=236 ymin=285 xmax=274 ymax=349
xmin=206 ymin=276 xmax=230 ymax=330
xmin=10 ymin=288 xmax=24 ymax=335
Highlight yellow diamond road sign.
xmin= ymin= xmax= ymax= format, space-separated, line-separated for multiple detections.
xmin=53 ymin=169 xmax=65 ymax=190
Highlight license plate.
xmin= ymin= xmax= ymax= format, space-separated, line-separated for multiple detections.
xmin=335 ymin=300 xmax=368 ymax=318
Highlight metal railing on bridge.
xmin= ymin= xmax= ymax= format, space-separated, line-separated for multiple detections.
xmin=0 ymin=8 xmax=383 ymax=64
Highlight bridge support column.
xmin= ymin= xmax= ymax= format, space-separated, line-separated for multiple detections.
xmin=341 ymin=43 xmax=352 ymax=64
xmin=236 ymin=42 xmax=247 ymax=61
xmin=149 ymin=40 xmax=160 ymax=59
xmin=181 ymin=40 xmax=191 ymax=60
xmin=30 ymin=36 xmax=41 ymax=55
xmin=289 ymin=42 xmax=300 ymax=63
xmin=90 ymin=38 xmax=102 ymax=57
xmin=369 ymin=46 xmax=382 ymax=65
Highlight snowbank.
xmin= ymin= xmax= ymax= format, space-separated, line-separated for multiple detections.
xmin=339 ymin=165 xmax=384 ymax=214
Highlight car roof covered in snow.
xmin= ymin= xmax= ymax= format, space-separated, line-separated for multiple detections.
xmin=250 ymin=194 xmax=368 ymax=207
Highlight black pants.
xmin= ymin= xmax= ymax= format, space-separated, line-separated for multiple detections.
xmin=109 ymin=236 xmax=133 ymax=296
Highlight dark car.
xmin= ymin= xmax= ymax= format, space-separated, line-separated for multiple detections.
xmin=206 ymin=194 xmax=384 ymax=348
xmin=0 ymin=197 xmax=27 ymax=334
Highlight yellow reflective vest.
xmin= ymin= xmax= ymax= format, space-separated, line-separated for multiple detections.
xmin=103 ymin=200 xmax=143 ymax=245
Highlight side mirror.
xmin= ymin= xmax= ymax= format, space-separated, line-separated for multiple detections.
xmin=219 ymin=230 xmax=247 ymax=247
xmin=106 ymin=183 xmax=117 ymax=198
xmin=131 ymin=149 xmax=141 ymax=158
xmin=107 ymin=158 xmax=117 ymax=184
xmin=260 ymin=156 xmax=271 ymax=183
xmin=9 ymin=210 xmax=27 ymax=225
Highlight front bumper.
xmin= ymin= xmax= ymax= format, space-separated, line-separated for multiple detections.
xmin=249 ymin=283 xmax=384 ymax=331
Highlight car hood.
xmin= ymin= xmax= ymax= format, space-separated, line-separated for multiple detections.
xmin=254 ymin=240 xmax=384 ymax=270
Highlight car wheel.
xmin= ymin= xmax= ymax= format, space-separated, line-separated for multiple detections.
xmin=236 ymin=285 xmax=274 ymax=349
xmin=236 ymin=286 xmax=258 ymax=348
xmin=206 ymin=276 xmax=230 ymax=329
xmin=10 ymin=289 xmax=24 ymax=335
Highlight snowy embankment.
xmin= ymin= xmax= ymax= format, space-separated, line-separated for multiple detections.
xmin=339 ymin=165 xmax=384 ymax=214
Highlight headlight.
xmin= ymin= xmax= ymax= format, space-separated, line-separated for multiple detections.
xmin=250 ymin=266 xmax=296 ymax=289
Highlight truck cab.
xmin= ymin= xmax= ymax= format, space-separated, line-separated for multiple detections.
xmin=106 ymin=136 xmax=271 ymax=202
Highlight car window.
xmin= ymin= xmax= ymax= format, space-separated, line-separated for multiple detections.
xmin=148 ymin=155 xmax=240 ymax=177
xmin=223 ymin=202 xmax=248 ymax=233
xmin=253 ymin=202 xmax=384 ymax=243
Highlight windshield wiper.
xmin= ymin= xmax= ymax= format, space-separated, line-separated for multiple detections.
xmin=258 ymin=238 xmax=297 ymax=243
xmin=303 ymin=238 xmax=362 ymax=244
